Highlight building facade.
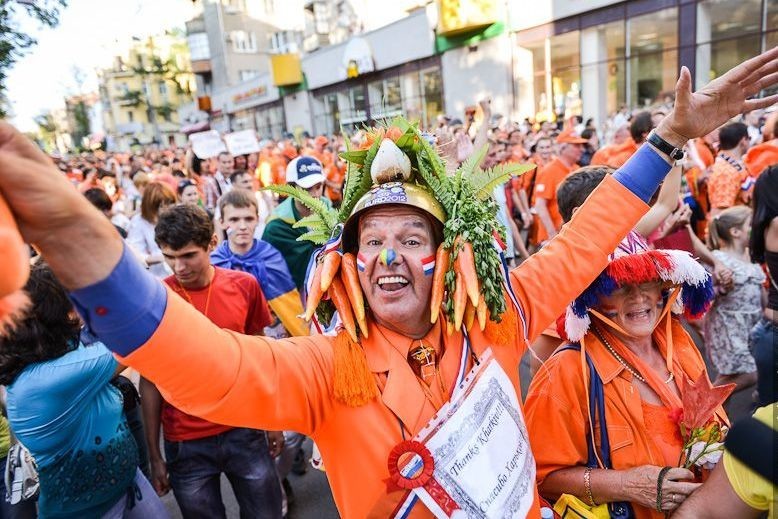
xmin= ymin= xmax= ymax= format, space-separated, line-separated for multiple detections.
xmin=99 ymin=32 xmax=197 ymax=150
xmin=180 ymin=0 xmax=778 ymax=139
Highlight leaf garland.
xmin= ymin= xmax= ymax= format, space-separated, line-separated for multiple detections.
xmin=471 ymin=162 xmax=536 ymax=200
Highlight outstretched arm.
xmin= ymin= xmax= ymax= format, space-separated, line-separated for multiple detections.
xmin=508 ymin=48 xmax=778 ymax=341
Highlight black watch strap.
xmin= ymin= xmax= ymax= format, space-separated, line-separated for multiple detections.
xmin=647 ymin=131 xmax=684 ymax=161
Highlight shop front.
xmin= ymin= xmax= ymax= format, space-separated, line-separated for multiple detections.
xmin=224 ymin=73 xmax=286 ymax=139
xmin=510 ymin=0 xmax=778 ymax=131
xmin=302 ymin=7 xmax=442 ymax=135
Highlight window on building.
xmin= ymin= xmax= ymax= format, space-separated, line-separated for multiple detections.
xmin=695 ymin=0 xmax=762 ymax=87
xmin=580 ymin=20 xmax=626 ymax=123
xmin=254 ymin=104 xmax=285 ymax=139
xmin=239 ymin=70 xmax=260 ymax=82
xmin=222 ymin=0 xmax=244 ymax=13
xmin=368 ymin=77 xmax=402 ymax=120
xmin=127 ymin=111 xmax=134 ymax=123
xmin=159 ymin=82 xmax=167 ymax=97
xmin=627 ymin=7 xmax=678 ymax=108
xmin=420 ymin=67 xmax=443 ymax=129
xmin=313 ymin=92 xmax=340 ymax=135
xmin=337 ymin=85 xmax=367 ymax=128
xmin=187 ymin=33 xmax=211 ymax=61
xmin=117 ymin=82 xmax=129 ymax=95
xmin=519 ymin=30 xmax=582 ymax=123
xmin=232 ymin=31 xmax=258 ymax=53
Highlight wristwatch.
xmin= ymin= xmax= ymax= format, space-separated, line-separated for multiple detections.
xmin=647 ymin=130 xmax=685 ymax=160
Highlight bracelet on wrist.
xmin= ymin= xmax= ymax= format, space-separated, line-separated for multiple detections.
xmin=584 ymin=467 xmax=596 ymax=506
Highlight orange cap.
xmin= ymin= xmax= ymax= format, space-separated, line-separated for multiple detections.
xmin=314 ymin=135 xmax=329 ymax=146
xmin=556 ymin=127 xmax=588 ymax=144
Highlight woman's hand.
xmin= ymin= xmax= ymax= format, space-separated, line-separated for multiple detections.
xmin=622 ymin=465 xmax=701 ymax=513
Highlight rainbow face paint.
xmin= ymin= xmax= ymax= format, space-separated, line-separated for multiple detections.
xmin=379 ymin=248 xmax=397 ymax=266
xmin=421 ymin=255 xmax=435 ymax=276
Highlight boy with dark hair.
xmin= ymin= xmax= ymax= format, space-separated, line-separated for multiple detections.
xmin=141 ymin=204 xmax=283 ymax=519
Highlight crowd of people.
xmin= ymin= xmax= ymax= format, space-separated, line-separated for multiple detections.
xmin=0 ymin=46 xmax=775 ymax=519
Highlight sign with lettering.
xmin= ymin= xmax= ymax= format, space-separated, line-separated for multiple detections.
xmin=410 ymin=351 xmax=535 ymax=518
xmin=224 ymin=129 xmax=261 ymax=156
xmin=189 ymin=130 xmax=226 ymax=159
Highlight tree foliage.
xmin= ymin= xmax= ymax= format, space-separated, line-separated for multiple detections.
xmin=0 ymin=0 xmax=68 ymax=117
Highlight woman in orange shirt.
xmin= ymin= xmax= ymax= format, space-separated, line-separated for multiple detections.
xmin=525 ymin=231 xmax=725 ymax=519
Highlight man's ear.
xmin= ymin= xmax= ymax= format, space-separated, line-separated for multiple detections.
xmin=208 ymin=233 xmax=218 ymax=251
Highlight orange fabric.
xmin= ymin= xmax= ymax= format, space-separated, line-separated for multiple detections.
xmin=744 ymin=140 xmax=778 ymax=177
xmin=119 ymin=175 xmax=648 ymax=518
xmin=525 ymin=318 xmax=726 ymax=519
xmin=590 ymin=138 xmax=638 ymax=169
xmin=532 ymin=158 xmax=577 ymax=243
xmin=694 ymin=139 xmax=715 ymax=169
xmin=708 ymin=156 xmax=748 ymax=210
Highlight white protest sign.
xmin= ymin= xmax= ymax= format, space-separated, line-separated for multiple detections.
xmin=224 ymin=129 xmax=261 ymax=156
xmin=189 ymin=130 xmax=227 ymax=159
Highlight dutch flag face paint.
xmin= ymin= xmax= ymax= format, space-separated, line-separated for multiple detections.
xmin=356 ymin=253 xmax=367 ymax=272
xmin=421 ymin=255 xmax=435 ymax=276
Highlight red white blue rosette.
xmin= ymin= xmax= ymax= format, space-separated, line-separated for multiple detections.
xmin=387 ymin=440 xmax=434 ymax=490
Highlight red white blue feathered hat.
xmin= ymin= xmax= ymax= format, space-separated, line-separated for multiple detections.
xmin=564 ymin=232 xmax=715 ymax=342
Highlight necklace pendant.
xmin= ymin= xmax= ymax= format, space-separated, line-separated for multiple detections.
xmin=409 ymin=343 xmax=437 ymax=384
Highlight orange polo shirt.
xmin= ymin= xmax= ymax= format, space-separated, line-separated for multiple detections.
xmin=590 ymin=138 xmax=638 ymax=169
xmin=525 ymin=319 xmax=726 ymax=519
xmin=708 ymin=156 xmax=749 ymax=210
xmin=533 ymin=157 xmax=577 ymax=243
xmin=119 ymin=175 xmax=648 ymax=518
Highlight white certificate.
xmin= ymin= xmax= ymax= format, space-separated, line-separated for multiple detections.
xmin=416 ymin=351 xmax=536 ymax=518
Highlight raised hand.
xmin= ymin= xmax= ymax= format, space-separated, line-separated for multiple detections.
xmin=658 ymin=46 xmax=778 ymax=147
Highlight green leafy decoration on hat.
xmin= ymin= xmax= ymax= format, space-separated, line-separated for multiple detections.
xmin=263 ymin=116 xmax=534 ymax=326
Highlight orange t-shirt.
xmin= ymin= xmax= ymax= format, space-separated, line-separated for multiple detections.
xmin=744 ymin=140 xmax=778 ymax=177
xmin=708 ymin=155 xmax=749 ymax=210
xmin=590 ymin=138 xmax=638 ymax=169
xmin=532 ymin=158 xmax=576 ymax=242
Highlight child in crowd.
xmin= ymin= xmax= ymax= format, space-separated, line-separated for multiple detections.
xmin=704 ymin=206 xmax=764 ymax=395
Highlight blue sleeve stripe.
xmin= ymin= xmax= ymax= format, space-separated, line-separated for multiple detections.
xmin=69 ymin=245 xmax=167 ymax=356
xmin=612 ymin=144 xmax=672 ymax=203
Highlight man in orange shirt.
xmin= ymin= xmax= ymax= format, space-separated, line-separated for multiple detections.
xmin=708 ymin=122 xmax=754 ymax=217
xmin=590 ymin=111 xmax=653 ymax=168
xmin=744 ymin=111 xmax=778 ymax=177
xmin=533 ymin=129 xmax=586 ymax=243
xmin=2 ymin=47 xmax=776 ymax=519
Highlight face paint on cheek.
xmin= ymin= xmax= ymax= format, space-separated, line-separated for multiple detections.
xmin=356 ymin=253 xmax=367 ymax=272
xmin=421 ymin=255 xmax=435 ymax=276
xmin=379 ymin=248 xmax=397 ymax=266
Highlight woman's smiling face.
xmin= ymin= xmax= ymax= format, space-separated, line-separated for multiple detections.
xmin=595 ymin=281 xmax=664 ymax=339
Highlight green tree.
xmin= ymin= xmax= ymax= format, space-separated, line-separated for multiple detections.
xmin=0 ymin=0 xmax=68 ymax=117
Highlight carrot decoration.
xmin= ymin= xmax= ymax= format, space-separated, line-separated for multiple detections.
xmin=0 ymin=193 xmax=30 ymax=335
xmin=464 ymin=300 xmax=475 ymax=331
xmin=320 ymin=251 xmax=342 ymax=292
xmin=340 ymin=253 xmax=367 ymax=337
xmin=330 ymin=276 xmax=358 ymax=342
xmin=455 ymin=239 xmax=479 ymax=307
xmin=429 ymin=244 xmax=449 ymax=324
xmin=476 ymin=294 xmax=487 ymax=331
xmin=303 ymin=261 xmax=324 ymax=321
xmin=453 ymin=270 xmax=468 ymax=330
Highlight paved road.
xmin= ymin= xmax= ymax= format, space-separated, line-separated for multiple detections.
xmin=162 ymin=438 xmax=339 ymax=518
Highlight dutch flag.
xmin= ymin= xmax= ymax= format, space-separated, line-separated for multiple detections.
xmin=421 ymin=255 xmax=435 ymax=276
xmin=356 ymin=253 xmax=367 ymax=272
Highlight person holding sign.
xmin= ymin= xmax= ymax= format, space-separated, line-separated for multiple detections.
xmin=0 ymin=48 xmax=776 ymax=518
